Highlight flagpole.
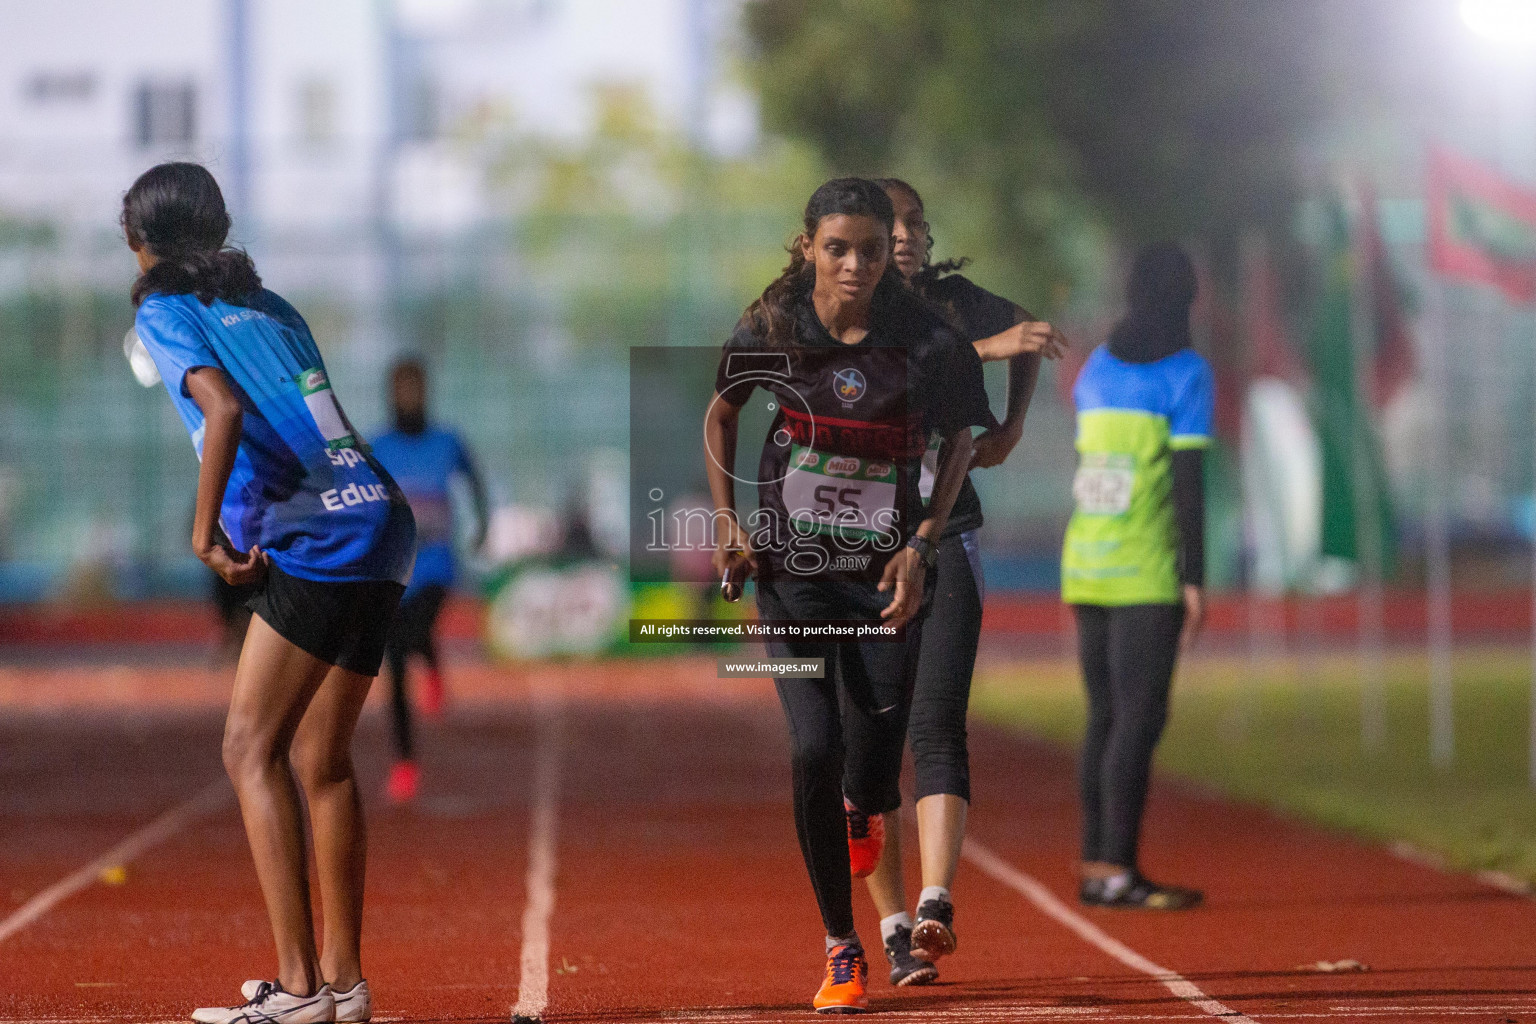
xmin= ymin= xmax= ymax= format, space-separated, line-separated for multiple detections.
xmin=1425 ymin=131 xmax=1536 ymax=779
xmin=1474 ymin=64 xmax=1536 ymax=784
xmin=1525 ymin=330 xmax=1536 ymax=790
xmin=1240 ymin=232 xmax=1278 ymax=740
xmin=1349 ymin=183 xmax=1387 ymax=751
xmin=1528 ymin=303 xmax=1536 ymax=789
xmin=1425 ymin=276 xmax=1455 ymax=770
xmin=1494 ymin=65 xmax=1536 ymax=791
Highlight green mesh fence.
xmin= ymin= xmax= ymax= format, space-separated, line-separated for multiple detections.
xmin=0 ymin=208 xmax=1088 ymax=601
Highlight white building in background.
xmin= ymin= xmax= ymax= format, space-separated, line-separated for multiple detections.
xmin=0 ymin=0 xmax=756 ymax=238
xmin=0 ymin=0 xmax=385 ymax=237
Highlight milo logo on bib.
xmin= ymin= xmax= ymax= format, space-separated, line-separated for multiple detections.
xmin=784 ymin=443 xmax=899 ymax=542
xmin=297 ymin=366 xmax=357 ymax=451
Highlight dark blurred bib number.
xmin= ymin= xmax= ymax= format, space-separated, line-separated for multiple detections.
xmin=1072 ymin=454 xmax=1135 ymax=516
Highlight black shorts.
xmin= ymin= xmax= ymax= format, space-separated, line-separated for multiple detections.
xmin=386 ymin=584 xmax=450 ymax=656
xmin=246 ymin=563 xmax=405 ymax=677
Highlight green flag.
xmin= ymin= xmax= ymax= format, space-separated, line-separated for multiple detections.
xmin=1306 ymin=198 xmax=1396 ymax=576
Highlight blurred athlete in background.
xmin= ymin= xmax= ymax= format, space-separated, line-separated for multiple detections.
xmin=1063 ymin=242 xmax=1212 ymax=910
xmin=370 ymin=358 xmax=488 ymax=803
xmin=854 ymin=178 xmax=1065 ymax=986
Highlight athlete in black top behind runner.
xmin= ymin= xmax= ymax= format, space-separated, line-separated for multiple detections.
xmin=704 ymin=178 xmax=992 ymax=1014
xmin=856 ymin=178 xmax=1067 ymax=985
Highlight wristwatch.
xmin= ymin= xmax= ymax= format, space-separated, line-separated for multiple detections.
xmin=906 ymin=534 xmax=938 ymax=570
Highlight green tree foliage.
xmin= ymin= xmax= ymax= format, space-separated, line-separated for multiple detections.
xmin=483 ymin=85 xmax=828 ymax=349
xmin=748 ymin=0 xmax=1090 ymax=307
xmin=745 ymin=0 xmax=1459 ymax=305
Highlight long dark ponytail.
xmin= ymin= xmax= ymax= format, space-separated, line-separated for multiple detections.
xmin=875 ymin=177 xmax=969 ymax=296
xmin=745 ymin=177 xmax=908 ymax=350
xmin=123 ymin=162 xmax=261 ymax=308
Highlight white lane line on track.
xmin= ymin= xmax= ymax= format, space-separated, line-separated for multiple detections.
xmin=1390 ymin=840 xmax=1535 ymax=899
xmin=659 ymin=1002 xmax=1536 ymax=1023
xmin=962 ymin=839 xmax=1259 ymax=1024
xmin=14 ymin=999 xmax=1535 ymax=1024
xmin=4 ymin=1010 xmax=1525 ymax=1024
xmin=511 ymin=677 xmax=565 ymax=1024
xmin=0 ymin=778 xmax=229 ymax=945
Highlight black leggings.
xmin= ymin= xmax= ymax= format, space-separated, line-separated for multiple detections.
xmin=907 ymin=530 xmax=984 ymax=803
xmin=1074 ymin=602 xmax=1184 ymax=869
xmin=384 ymin=584 xmax=448 ymax=760
xmin=759 ymin=579 xmax=921 ymax=939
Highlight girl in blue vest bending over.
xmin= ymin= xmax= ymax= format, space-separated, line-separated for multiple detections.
xmin=125 ymin=162 xmax=416 ymax=1024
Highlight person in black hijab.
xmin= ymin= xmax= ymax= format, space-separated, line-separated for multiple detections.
xmin=1107 ymin=242 xmax=1197 ymax=363
xmin=1062 ymin=241 xmax=1212 ymax=909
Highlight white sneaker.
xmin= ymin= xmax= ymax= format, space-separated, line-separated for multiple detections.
xmin=191 ymin=981 xmax=334 ymax=1024
xmin=330 ymin=981 xmax=371 ymax=1023
xmin=240 ymin=978 xmax=368 ymax=1023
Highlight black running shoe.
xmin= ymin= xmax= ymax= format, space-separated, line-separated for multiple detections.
xmin=910 ymin=898 xmax=956 ymax=962
xmin=884 ymin=924 xmax=939 ymax=987
xmin=1080 ymin=872 xmax=1203 ymax=910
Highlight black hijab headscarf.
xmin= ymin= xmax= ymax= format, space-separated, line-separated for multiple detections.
xmin=1106 ymin=242 xmax=1197 ymax=364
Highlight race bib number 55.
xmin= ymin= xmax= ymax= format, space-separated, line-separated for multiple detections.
xmin=1072 ymin=453 xmax=1135 ymax=516
xmin=783 ymin=444 xmax=898 ymax=541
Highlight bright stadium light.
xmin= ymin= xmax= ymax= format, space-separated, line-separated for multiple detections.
xmin=1462 ymin=0 xmax=1536 ymax=48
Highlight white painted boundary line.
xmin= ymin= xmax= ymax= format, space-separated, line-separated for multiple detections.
xmin=511 ymin=678 xmax=565 ymax=1024
xmin=963 ymin=839 xmax=1259 ymax=1023
xmin=3 ymin=1007 xmax=1528 ymax=1024
xmin=0 ymin=778 xmax=229 ymax=945
xmin=1390 ymin=840 xmax=1535 ymax=898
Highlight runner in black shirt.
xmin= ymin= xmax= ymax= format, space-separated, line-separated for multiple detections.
xmin=704 ymin=177 xmax=992 ymax=1014
xmin=857 ymin=178 xmax=1066 ymax=984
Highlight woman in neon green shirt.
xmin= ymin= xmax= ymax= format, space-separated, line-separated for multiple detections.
xmin=1062 ymin=242 xmax=1212 ymax=910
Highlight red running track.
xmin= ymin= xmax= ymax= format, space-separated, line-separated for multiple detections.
xmin=3 ymin=658 xmax=1536 ymax=1023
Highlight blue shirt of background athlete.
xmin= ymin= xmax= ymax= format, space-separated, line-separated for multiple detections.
xmin=1072 ymin=345 xmax=1215 ymax=440
xmin=368 ymin=425 xmax=475 ymax=592
xmin=135 ymin=289 xmax=417 ymax=586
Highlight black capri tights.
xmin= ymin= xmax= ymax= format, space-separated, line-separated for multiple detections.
xmin=1074 ymin=602 xmax=1184 ymax=869
xmin=907 ymin=530 xmax=984 ymax=803
xmin=759 ymin=579 xmax=921 ymax=939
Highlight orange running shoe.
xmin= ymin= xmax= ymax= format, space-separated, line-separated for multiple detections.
xmin=386 ymin=760 xmax=420 ymax=804
xmin=813 ymin=943 xmax=868 ymax=1014
xmin=845 ymin=798 xmax=883 ymax=878
xmin=421 ymin=667 xmax=446 ymax=718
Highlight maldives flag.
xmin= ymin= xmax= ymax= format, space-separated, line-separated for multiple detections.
xmin=1428 ymin=147 xmax=1536 ymax=304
